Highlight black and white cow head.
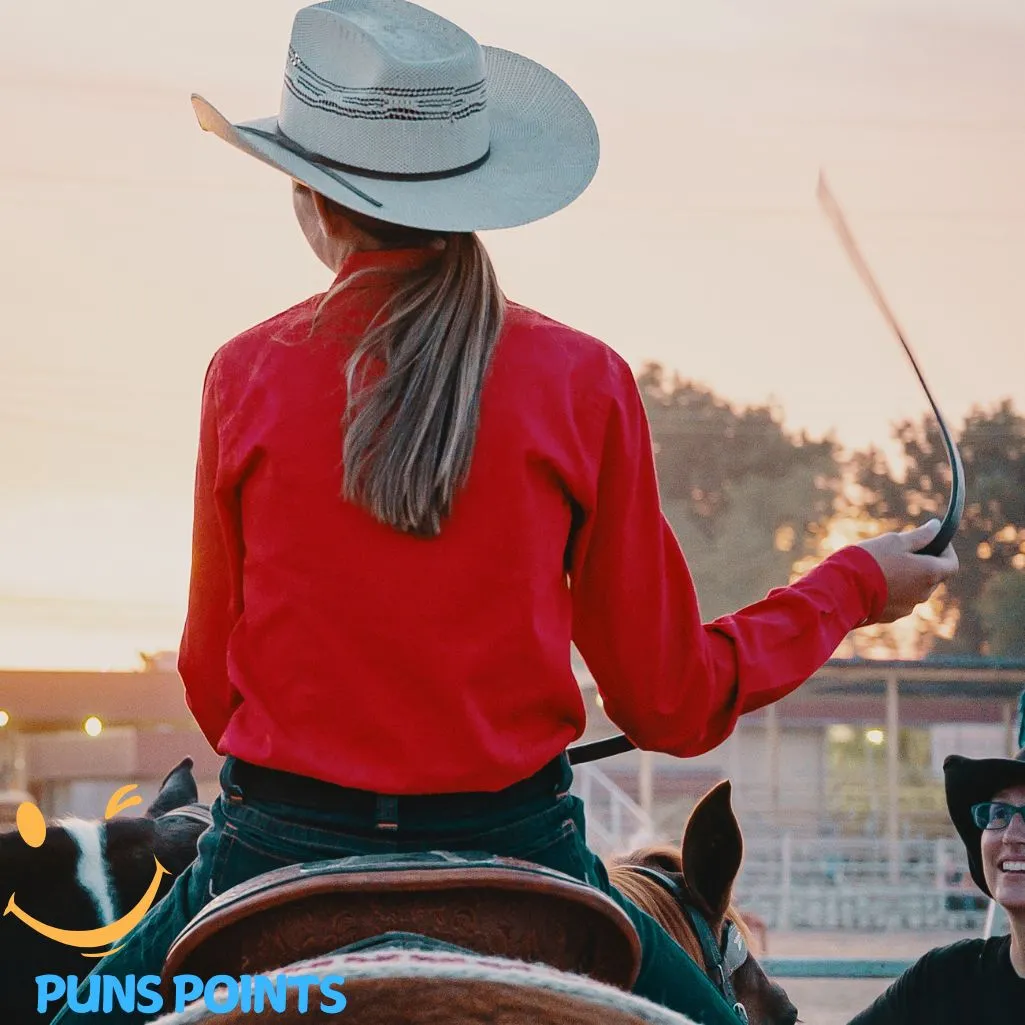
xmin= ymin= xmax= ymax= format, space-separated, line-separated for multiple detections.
xmin=0 ymin=758 xmax=208 ymax=1024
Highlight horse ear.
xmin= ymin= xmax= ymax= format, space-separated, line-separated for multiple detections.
xmin=146 ymin=758 xmax=199 ymax=818
xmin=680 ymin=779 xmax=743 ymax=925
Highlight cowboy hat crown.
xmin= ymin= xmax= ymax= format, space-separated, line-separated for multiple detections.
xmin=279 ymin=2 xmax=489 ymax=177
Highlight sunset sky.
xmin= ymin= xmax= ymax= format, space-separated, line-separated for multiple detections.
xmin=2 ymin=0 xmax=1024 ymax=669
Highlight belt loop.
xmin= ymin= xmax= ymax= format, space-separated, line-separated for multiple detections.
xmin=556 ymin=753 xmax=573 ymax=798
xmin=222 ymin=757 xmax=245 ymax=805
xmin=375 ymin=794 xmax=398 ymax=832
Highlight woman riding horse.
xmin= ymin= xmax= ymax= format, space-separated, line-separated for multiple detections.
xmin=49 ymin=2 xmax=956 ymax=1023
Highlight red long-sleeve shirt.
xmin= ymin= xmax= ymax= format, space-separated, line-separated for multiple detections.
xmin=178 ymin=246 xmax=888 ymax=794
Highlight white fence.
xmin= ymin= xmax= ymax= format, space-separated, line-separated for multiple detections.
xmin=571 ymin=763 xmax=656 ymax=857
xmin=734 ymin=835 xmax=991 ymax=931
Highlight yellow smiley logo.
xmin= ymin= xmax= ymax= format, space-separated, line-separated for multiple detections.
xmin=3 ymin=785 xmax=170 ymax=956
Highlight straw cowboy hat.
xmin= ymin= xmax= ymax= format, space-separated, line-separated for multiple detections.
xmin=944 ymin=747 xmax=1025 ymax=896
xmin=191 ymin=0 xmax=599 ymax=232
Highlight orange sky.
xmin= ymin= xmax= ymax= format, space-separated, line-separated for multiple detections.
xmin=1 ymin=1 xmax=1024 ymax=668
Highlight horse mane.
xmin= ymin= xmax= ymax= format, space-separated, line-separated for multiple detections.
xmin=607 ymin=844 xmax=753 ymax=964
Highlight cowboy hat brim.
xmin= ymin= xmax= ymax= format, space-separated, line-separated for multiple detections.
xmin=192 ymin=47 xmax=599 ymax=233
xmin=943 ymin=750 xmax=1025 ymax=897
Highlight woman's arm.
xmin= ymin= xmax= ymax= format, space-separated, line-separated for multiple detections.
xmin=177 ymin=353 xmax=243 ymax=750
xmin=569 ymin=353 xmax=888 ymax=757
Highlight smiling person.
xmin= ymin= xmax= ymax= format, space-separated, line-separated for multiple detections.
xmin=47 ymin=2 xmax=957 ymax=1024
xmin=849 ymin=748 xmax=1025 ymax=1025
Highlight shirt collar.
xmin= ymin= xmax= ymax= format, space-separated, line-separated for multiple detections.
xmin=329 ymin=244 xmax=442 ymax=290
xmin=313 ymin=245 xmax=442 ymax=333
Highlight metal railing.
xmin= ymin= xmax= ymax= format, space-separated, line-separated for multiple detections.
xmin=761 ymin=958 xmax=914 ymax=979
xmin=572 ymin=763 xmax=655 ymax=857
xmin=733 ymin=835 xmax=989 ymax=931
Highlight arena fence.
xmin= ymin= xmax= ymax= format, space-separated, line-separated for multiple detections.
xmin=760 ymin=958 xmax=913 ymax=978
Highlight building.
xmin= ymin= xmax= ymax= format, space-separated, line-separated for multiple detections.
xmin=0 ymin=654 xmax=222 ymax=816
xmin=571 ymin=654 xmax=1025 ymax=843
xmin=0 ymin=655 xmax=1022 ymax=838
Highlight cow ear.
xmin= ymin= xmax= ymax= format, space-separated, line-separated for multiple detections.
xmin=146 ymin=758 xmax=198 ymax=818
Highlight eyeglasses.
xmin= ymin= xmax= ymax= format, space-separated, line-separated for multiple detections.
xmin=971 ymin=802 xmax=1025 ymax=830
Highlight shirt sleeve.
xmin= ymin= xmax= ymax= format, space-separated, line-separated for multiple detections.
xmin=569 ymin=354 xmax=888 ymax=757
xmin=845 ymin=948 xmax=950 ymax=1025
xmin=177 ymin=352 xmax=243 ymax=751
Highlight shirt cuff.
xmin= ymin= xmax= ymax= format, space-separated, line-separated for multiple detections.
xmin=800 ymin=545 xmax=889 ymax=627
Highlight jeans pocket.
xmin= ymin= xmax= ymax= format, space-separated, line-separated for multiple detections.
xmin=206 ymin=821 xmax=308 ymax=899
xmin=204 ymin=824 xmax=240 ymax=899
xmin=208 ymin=802 xmax=389 ymax=898
xmin=464 ymin=798 xmax=593 ymax=882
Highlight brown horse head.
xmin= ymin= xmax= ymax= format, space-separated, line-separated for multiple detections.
xmin=609 ymin=780 xmax=798 ymax=1025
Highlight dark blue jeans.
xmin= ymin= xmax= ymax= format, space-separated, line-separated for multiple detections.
xmin=48 ymin=756 xmax=737 ymax=1024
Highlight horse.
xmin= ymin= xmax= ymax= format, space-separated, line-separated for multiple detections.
xmin=11 ymin=763 xmax=794 ymax=1025
xmin=150 ymin=775 xmax=794 ymax=1024
xmin=608 ymin=780 xmax=799 ymax=1025
xmin=0 ymin=758 xmax=211 ymax=1025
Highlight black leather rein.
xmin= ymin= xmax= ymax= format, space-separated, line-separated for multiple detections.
xmin=629 ymin=865 xmax=750 ymax=1023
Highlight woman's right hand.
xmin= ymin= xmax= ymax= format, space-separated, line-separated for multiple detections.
xmin=855 ymin=519 xmax=959 ymax=624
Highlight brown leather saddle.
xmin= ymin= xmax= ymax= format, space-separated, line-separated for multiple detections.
xmin=161 ymin=852 xmax=641 ymax=1001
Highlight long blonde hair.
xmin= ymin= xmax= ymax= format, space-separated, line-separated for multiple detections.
xmin=313 ymin=203 xmax=505 ymax=538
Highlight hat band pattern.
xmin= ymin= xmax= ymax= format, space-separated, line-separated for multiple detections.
xmin=286 ymin=48 xmax=487 ymax=123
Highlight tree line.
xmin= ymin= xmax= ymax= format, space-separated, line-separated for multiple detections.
xmin=638 ymin=362 xmax=1025 ymax=658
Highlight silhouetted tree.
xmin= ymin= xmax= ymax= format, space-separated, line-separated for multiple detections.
xmin=638 ymin=363 xmax=843 ymax=617
xmin=850 ymin=399 xmax=1025 ymax=654
xmin=976 ymin=571 xmax=1025 ymax=658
